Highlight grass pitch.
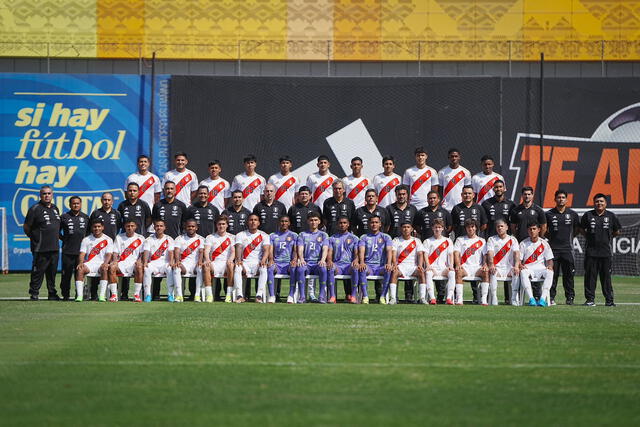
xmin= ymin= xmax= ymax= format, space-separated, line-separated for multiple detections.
xmin=1 ymin=274 xmax=639 ymax=426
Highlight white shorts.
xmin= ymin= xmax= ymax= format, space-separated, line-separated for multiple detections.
xmin=522 ymin=265 xmax=551 ymax=281
xmin=85 ymin=260 xmax=103 ymax=275
xmin=397 ymin=264 xmax=419 ymax=279
xmin=427 ymin=268 xmax=453 ymax=280
xmin=117 ymin=261 xmax=136 ymax=277
xmin=461 ymin=263 xmax=482 ymax=279
xmin=180 ymin=259 xmax=198 ymax=275
xmin=491 ymin=267 xmax=514 ymax=280
xmin=240 ymin=261 xmax=260 ymax=277
xmin=211 ymin=260 xmax=228 ymax=278
xmin=146 ymin=262 xmax=170 ymax=277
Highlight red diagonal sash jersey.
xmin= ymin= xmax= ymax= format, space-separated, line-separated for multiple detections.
xmin=175 ymin=174 xmax=193 ymax=196
xmin=138 ymin=176 xmax=156 ymax=198
xmin=461 ymin=240 xmax=483 ymax=265
xmin=150 ymin=239 xmax=169 ymax=261
xmin=378 ymin=177 xmax=400 ymax=202
xmin=524 ymin=243 xmax=545 ymax=265
xmin=87 ymin=240 xmax=109 ymax=261
xmin=210 ymin=237 xmax=231 ymax=261
xmin=119 ymin=238 xmax=142 ymax=262
xmin=410 ymin=170 xmax=432 ymax=196
xmin=347 ymin=178 xmax=369 ymax=200
xmin=443 ymin=170 xmax=467 ymax=198
xmin=275 ymin=177 xmax=296 ymax=201
xmin=428 ymin=239 xmax=450 ymax=265
xmin=313 ymin=176 xmax=334 ymax=203
xmin=208 ymin=181 xmax=226 ymax=203
xmin=242 ymin=178 xmax=262 ymax=198
xmin=477 ymin=176 xmax=500 ymax=204
xmin=492 ymin=238 xmax=513 ymax=265
xmin=180 ymin=239 xmax=201 ymax=260
xmin=242 ymin=234 xmax=263 ymax=259
xmin=397 ymin=240 xmax=417 ymax=264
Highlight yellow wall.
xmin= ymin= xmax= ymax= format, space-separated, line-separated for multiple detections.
xmin=1 ymin=0 xmax=639 ymax=61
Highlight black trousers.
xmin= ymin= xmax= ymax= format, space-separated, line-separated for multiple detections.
xmin=59 ymin=253 xmax=78 ymax=298
xmin=29 ymin=251 xmax=59 ymax=297
xmin=584 ymin=256 xmax=613 ymax=304
xmin=551 ymin=251 xmax=575 ymax=301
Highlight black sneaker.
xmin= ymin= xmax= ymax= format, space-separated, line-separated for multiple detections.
xmin=605 ymin=301 xmax=616 ymax=307
xmin=48 ymin=294 xmax=61 ymax=301
xmin=583 ymin=301 xmax=596 ymax=307
xmin=62 ymin=296 xmax=70 ymax=301
xmin=566 ymin=298 xmax=574 ymax=305
xmin=29 ymin=295 xmax=39 ymax=301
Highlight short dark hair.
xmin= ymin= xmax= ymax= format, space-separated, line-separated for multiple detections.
xmin=368 ymin=215 xmax=381 ymax=222
xmin=68 ymin=196 xmax=81 ymax=204
xmin=247 ymin=213 xmax=261 ymax=222
xmin=462 ymin=185 xmax=474 ymax=192
xmin=432 ymin=218 xmax=445 ymax=227
xmin=216 ymin=215 xmax=229 ymax=224
xmin=197 ymin=185 xmax=209 ymax=192
xmin=174 ymin=151 xmax=188 ymax=159
xmin=153 ymin=219 xmax=165 ymax=225
xmin=395 ymin=184 xmax=410 ymax=194
xmin=448 ymin=147 xmax=460 ymax=155
xmin=527 ymin=222 xmax=540 ymax=229
xmin=307 ymin=212 xmax=321 ymax=220
xmin=593 ymin=193 xmax=608 ymax=202
xmin=336 ymin=215 xmax=350 ymax=223
xmin=427 ymin=190 xmax=439 ymax=198
xmin=208 ymin=160 xmax=221 ymax=167
xmin=317 ymin=155 xmax=330 ymax=162
xmin=231 ymin=190 xmax=244 ymax=197
xmin=365 ymin=189 xmax=377 ymax=196
xmin=464 ymin=218 xmax=478 ymax=229
xmin=90 ymin=218 xmax=104 ymax=226
xmin=382 ymin=155 xmax=395 ymax=164
xmin=164 ymin=180 xmax=176 ymax=188
xmin=243 ymin=154 xmax=257 ymax=163
xmin=137 ymin=154 xmax=150 ymax=161
xmin=298 ymin=186 xmax=311 ymax=194
xmin=521 ymin=186 xmax=534 ymax=194
xmin=400 ymin=220 xmax=413 ymax=227
xmin=123 ymin=218 xmax=137 ymax=225
xmin=480 ymin=154 xmax=494 ymax=162
xmin=127 ymin=182 xmax=139 ymax=189
xmin=414 ymin=146 xmax=427 ymax=155
xmin=494 ymin=179 xmax=505 ymax=186
xmin=554 ymin=189 xmax=568 ymax=198
xmin=184 ymin=218 xmax=197 ymax=225
xmin=351 ymin=156 xmax=363 ymax=164
xmin=279 ymin=155 xmax=292 ymax=163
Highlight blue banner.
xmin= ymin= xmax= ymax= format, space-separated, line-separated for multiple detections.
xmin=0 ymin=73 xmax=170 ymax=270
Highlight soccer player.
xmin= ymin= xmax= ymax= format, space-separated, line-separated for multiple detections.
xmin=373 ymin=155 xmax=402 ymax=208
xmin=199 ymin=160 xmax=231 ymax=213
xmin=439 ymin=148 xmax=472 ymax=211
xmin=357 ymin=215 xmax=393 ymax=304
xmin=402 ymin=146 xmax=439 ymax=210
xmin=453 ymin=219 xmax=488 ymax=305
xmin=423 ymin=219 xmax=456 ymax=305
xmin=580 ymin=194 xmax=621 ymax=307
xmin=287 ymin=186 xmax=322 ymax=233
xmin=482 ymin=179 xmax=516 ymax=238
xmin=295 ymin=212 xmax=329 ymax=303
xmin=187 ymin=185 xmax=220 ymax=238
xmin=172 ymin=219 xmax=205 ymax=302
xmin=152 ymin=181 xmax=188 ymax=239
xmin=203 ymin=216 xmax=236 ymax=303
xmin=162 ymin=152 xmax=199 ymax=206
xmin=268 ymin=155 xmax=300 ymax=211
xmin=75 ymin=219 xmax=113 ymax=302
xmin=414 ymin=190 xmax=452 ymax=241
xmin=471 ymin=155 xmax=505 ymax=205
xmin=222 ymin=190 xmax=251 ymax=235
xmin=141 ymin=220 xmax=175 ymax=303
xmin=233 ymin=214 xmax=271 ymax=303
xmin=268 ymin=215 xmax=298 ymax=304
xmin=89 ymin=192 xmax=122 ymax=240
xmin=109 ymin=219 xmax=144 ymax=303
xmin=327 ymin=216 xmax=360 ymax=304
xmin=387 ymin=222 xmax=426 ymax=305
xmin=451 ymin=185 xmax=488 ymax=238
xmin=510 ymin=186 xmax=547 ymax=242
xmin=486 ymin=219 xmax=520 ymax=306
xmin=323 ymin=179 xmax=356 ymax=236
xmin=126 ymin=154 xmax=162 ymax=209
xmin=354 ymin=189 xmax=390 ymax=236
xmin=231 ymin=154 xmax=266 ymax=211
xmin=306 ymin=155 xmax=338 ymax=210
xmin=118 ymin=183 xmax=152 ymax=237
xmin=519 ymin=223 xmax=554 ymax=307
xmin=343 ymin=156 xmax=371 ymax=208
xmin=545 ymin=190 xmax=580 ymax=305
xmin=59 ymin=196 xmax=89 ymax=301
xmin=24 ymin=186 xmax=61 ymax=301
xmin=253 ymin=184 xmax=287 ymax=234
xmin=386 ymin=185 xmax=418 ymax=239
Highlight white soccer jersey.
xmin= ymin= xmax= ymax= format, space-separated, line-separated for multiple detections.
xmin=454 ymin=235 xmax=487 ymax=267
xmin=471 ymin=172 xmax=505 ymax=205
xmin=268 ymin=173 xmax=300 ymax=210
xmin=200 ymin=176 xmax=231 ymax=213
xmin=373 ymin=172 xmax=401 ymax=208
xmin=424 ymin=236 xmax=454 ymax=270
xmin=114 ymin=232 xmax=144 ymax=265
xmin=402 ymin=166 xmax=438 ymax=210
xmin=306 ymin=172 xmax=338 ymax=210
xmin=144 ymin=233 xmax=175 ymax=264
xmin=80 ymin=234 xmax=114 ymax=265
xmin=520 ymin=238 xmax=554 ymax=269
xmin=162 ymin=169 xmax=199 ymax=206
xmin=392 ymin=236 xmax=424 ymax=267
xmin=236 ymin=230 xmax=270 ymax=263
xmin=126 ymin=172 xmax=162 ymax=208
xmin=205 ymin=233 xmax=236 ymax=263
xmin=487 ymin=234 xmax=519 ymax=269
xmin=343 ymin=175 xmax=372 ymax=208
xmin=438 ymin=165 xmax=472 ymax=211
xmin=231 ymin=172 xmax=266 ymax=211
xmin=174 ymin=233 xmax=205 ymax=264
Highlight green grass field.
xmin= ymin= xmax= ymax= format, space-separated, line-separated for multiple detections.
xmin=1 ymin=274 xmax=639 ymax=426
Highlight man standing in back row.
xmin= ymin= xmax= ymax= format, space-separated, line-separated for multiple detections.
xmin=402 ymin=147 xmax=439 ymax=211
xmin=162 ymin=152 xmax=199 ymax=207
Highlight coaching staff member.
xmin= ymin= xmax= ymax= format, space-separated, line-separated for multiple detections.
xmin=580 ymin=193 xmax=621 ymax=307
xmin=59 ymin=196 xmax=89 ymax=300
xmin=24 ymin=185 xmax=61 ymax=300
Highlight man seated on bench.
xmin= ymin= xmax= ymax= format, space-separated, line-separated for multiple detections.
xmin=519 ymin=223 xmax=554 ymax=307
xmin=233 ymin=214 xmax=271 ymax=303
xmin=75 ymin=219 xmax=114 ymax=302
xmin=203 ymin=215 xmax=236 ymax=303
xmin=423 ymin=219 xmax=455 ymax=305
xmin=327 ymin=216 xmax=360 ymax=304
xmin=141 ymin=219 xmax=175 ymax=303
xmin=486 ymin=219 xmax=521 ymax=306
xmin=295 ymin=212 xmax=329 ymax=303
xmin=387 ymin=221 xmax=426 ymax=305
xmin=268 ymin=215 xmax=298 ymax=304
xmin=357 ymin=215 xmax=393 ymax=305
xmin=172 ymin=218 xmax=205 ymax=302
xmin=453 ymin=219 xmax=488 ymax=305
xmin=109 ymin=219 xmax=144 ymax=302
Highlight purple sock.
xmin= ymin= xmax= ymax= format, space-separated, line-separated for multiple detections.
xmin=328 ymin=284 xmax=335 ymax=299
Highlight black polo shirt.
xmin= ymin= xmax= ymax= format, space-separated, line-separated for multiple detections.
xmin=510 ymin=203 xmax=547 ymax=242
xmin=186 ymin=202 xmax=219 ymax=237
xmin=118 ymin=199 xmax=152 ymax=237
xmin=288 ymin=202 xmax=322 ymax=233
xmin=152 ymin=199 xmax=188 ymax=239
xmin=545 ymin=207 xmax=580 ymax=253
xmin=580 ymin=209 xmax=621 ymax=257
xmin=60 ymin=211 xmax=90 ymax=254
xmin=354 ymin=205 xmax=390 ymax=236
xmin=482 ymin=196 xmax=516 ymax=237
xmin=323 ymin=197 xmax=357 ymax=236
xmin=222 ymin=206 xmax=251 ymax=235
xmin=89 ymin=208 xmax=122 ymax=240
xmin=386 ymin=203 xmax=418 ymax=238
xmin=413 ymin=206 xmax=452 ymax=240
xmin=253 ymin=200 xmax=288 ymax=234
xmin=24 ymin=202 xmax=61 ymax=252
xmin=451 ymin=202 xmax=488 ymax=238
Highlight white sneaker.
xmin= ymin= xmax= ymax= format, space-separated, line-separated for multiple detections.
xmin=389 ymin=298 xmax=397 ymax=305
xmin=419 ymin=298 xmax=427 ymax=304
xmin=268 ymin=296 xmax=276 ymax=304
xmin=286 ymin=296 xmax=295 ymax=304
xmin=194 ymin=295 xmax=202 ymax=303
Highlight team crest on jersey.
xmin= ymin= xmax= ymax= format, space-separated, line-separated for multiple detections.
xmin=346 ymin=239 xmax=351 ymax=244
xmin=316 ymin=236 xmax=323 ymax=242
xmin=286 ymin=236 xmax=292 ymax=241
xmin=378 ymin=238 xmax=383 ymax=243
xmin=79 ymin=217 xmax=85 ymax=223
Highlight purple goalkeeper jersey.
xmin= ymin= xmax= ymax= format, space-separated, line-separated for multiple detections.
xmin=297 ymin=230 xmax=329 ymax=264
xmin=358 ymin=232 xmax=393 ymax=266
xmin=330 ymin=232 xmax=359 ymax=264
xmin=270 ymin=230 xmax=298 ymax=264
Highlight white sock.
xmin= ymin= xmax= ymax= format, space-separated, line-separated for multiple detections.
xmin=194 ymin=269 xmax=202 ymax=298
xmin=205 ymin=286 xmax=213 ymax=297
xmin=542 ymin=271 xmax=553 ymax=303
xmin=108 ymin=283 xmax=117 ymax=296
xmin=425 ymin=283 xmax=434 ymax=300
xmin=389 ymin=283 xmax=397 ymax=300
xmin=175 ymin=274 xmax=183 ymax=298
xmin=446 ymin=281 xmax=455 ymax=300
xmin=75 ymin=281 xmax=84 ymax=298
xmin=510 ymin=277 xmax=520 ymax=305
xmin=170 ymin=269 xmax=180 ymax=298
xmin=98 ymin=280 xmax=108 ymax=299
xmin=455 ymin=283 xmax=464 ymax=304
xmin=480 ymin=281 xmax=489 ymax=304
xmin=233 ymin=266 xmax=243 ymax=297
xmin=520 ymin=272 xmax=534 ymax=300
xmin=226 ymin=286 xmax=233 ymax=297
xmin=143 ymin=270 xmax=152 ymax=296
xmin=419 ymin=283 xmax=427 ymax=300
xmin=194 ymin=274 xmax=202 ymax=298
xmin=257 ymin=267 xmax=268 ymax=298
xmin=489 ymin=278 xmax=498 ymax=306
xmin=134 ymin=282 xmax=142 ymax=296
xmin=307 ymin=277 xmax=316 ymax=298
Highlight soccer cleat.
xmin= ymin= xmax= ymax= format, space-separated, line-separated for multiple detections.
xmin=268 ymin=296 xmax=276 ymax=304
xmin=225 ymin=294 xmax=233 ymax=303
xmin=75 ymin=295 xmax=83 ymax=302
xmin=206 ymin=295 xmax=214 ymax=303
xmin=419 ymin=298 xmax=427 ymax=304
xmin=236 ymin=296 xmax=246 ymax=303
xmin=538 ymin=298 xmax=548 ymax=307
xmin=429 ymin=299 xmax=437 ymax=305
xmin=98 ymin=296 xmax=106 ymax=302
xmin=328 ymin=296 xmax=336 ymax=304
xmin=109 ymin=294 xmax=118 ymax=302
xmin=445 ymin=298 xmax=453 ymax=305
xmin=482 ymin=303 xmax=488 ymax=306
xmin=362 ymin=296 xmax=369 ymax=305
xmin=167 ymin=294 xmax=175 ymax=303
xmin=194 ymin=295 xmax=202 ymax=303
xmin=455 ymin=301 xmax=463 ymax=305
xmin=389 ymin=298 xmax=397 ymax=305
xmin=143 ymin=295 xmax=152 ymax=302
xmin=550 ymin=299 xmax=557 ymax=306
xmin=528 ymin=297 xmax=537 ymax=306
xmin=255 ymin=295 xmax=263 ymax=303
xmin=350 ymin=297 xmax=358 ymax=304
xmin=566 ymin=298 xmax=574 ymax=305
xmin=345 ymin=294 xmax=353 ymax=303
xmin=175 ymin=296 xmax=183 ymax=303
xmin=310 ymin=296 xmax=319 ymax=303
xmin=133 ymin=294 xmax=142 ymax=303
xmin=379 ymin=296 xmax=387 ymax=305
xmin=286 ymin=296 xmax=295 ymax=304
xmin=583 ymin=301 xmax=596 ymax=307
